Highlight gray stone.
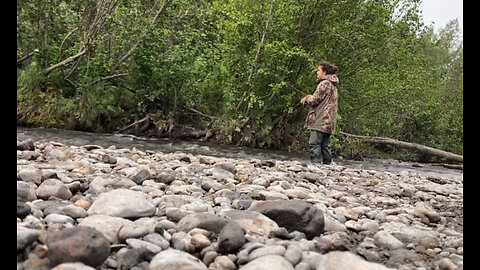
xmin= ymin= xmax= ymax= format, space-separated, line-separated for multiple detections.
xmin=239 ymin=255 xmax=294 ymax=270
xmin=209 ymin=256 xmax=236 ymax=270
xmin=118 ymin=217 xmax=156 ymax=241
xmin=316 ymin=251 xmax=394 ymax=270
xmin=177 ymin=213 xmax=228 ymax=234
xmin=18 ymin=139 xmax=35 ymax=151
xmin=51 ymin=262 xmax=96 ymax=270
xmin=46 ymin=226 xmax=110 ymax=267
xmin=414 ymin=202 xmax=441 ymax=224
xmin=374 ymin=231 xmax=404 ymax=250
xmin=218 ymin=221 xmax=246 ymax=254
xmin=17 ymin=227 xmax=40 ymax=251
xmin=87 ymin=189 xmax=156 ymax=218
xmin=36 ymin=179 xmax=73 ymax=200
xmin=18 ymin=168 xmax=43 ymax=184
xmin=316 ymin=232 xmax=352 ymax=253
xmin=143 ymin=233 xmax=171 ymax=250
xmin=17 ymin=201 xmax=31 ymax=218
xmin=219 ymin=210 xmax=281 ymax=237
xmin=125 ymin=238 xmax=162 ymax=254
xmin=149 ymin=249 xmax=208 ymax=270
xmin=78 ymin=215 xmax=133 ymax=244
xmin=284 ymin=244 xmax=302 ymax=266
xmin=383 ymin=222 xmax=440 ymax=248
xmin=248 ymin=245 xmax=286 ymax=261
xmin=17 ymin=181 xmax=37 ymax=202
xmin=130 ymin=167 xmax=151 ymax=185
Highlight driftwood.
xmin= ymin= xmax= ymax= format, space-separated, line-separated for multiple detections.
xmin=116 ymin=111 xmax=220 ymax=141
xmin=340 ymin=132 xmax=463 ymax=164
xmin=116 ymin=114 xmax=154 ymax=134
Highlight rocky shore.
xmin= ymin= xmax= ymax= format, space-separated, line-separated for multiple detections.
xmin=17 ymin=138 xmax=463 ymax=270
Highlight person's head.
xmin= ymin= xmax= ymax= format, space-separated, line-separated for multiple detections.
xmin=317 ymin=61 xmax=337 ymax=79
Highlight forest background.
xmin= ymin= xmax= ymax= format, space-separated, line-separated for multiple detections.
xmin=17 ymin=0 xmax=463 ymax=162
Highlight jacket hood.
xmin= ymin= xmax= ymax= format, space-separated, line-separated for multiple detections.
xmin=323 ymin=74 xmax=339 ymax=85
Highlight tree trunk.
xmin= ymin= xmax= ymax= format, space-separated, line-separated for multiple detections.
xmin=340 ymin=132 xmax=463 ymax=164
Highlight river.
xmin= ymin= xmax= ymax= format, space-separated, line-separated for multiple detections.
xmin=17 ymin=126 xmax=463 ymax=181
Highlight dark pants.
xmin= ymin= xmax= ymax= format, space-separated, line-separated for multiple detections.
xmin=309 ymin=130 xmax=332 ymax=164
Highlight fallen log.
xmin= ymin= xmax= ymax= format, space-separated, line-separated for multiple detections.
xmin=116 ymin=114 xmax=154 ymax=134
xmin=340 ymin=132 xmax=463 ymax=164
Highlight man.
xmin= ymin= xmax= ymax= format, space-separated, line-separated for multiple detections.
xmin=300 ymin=62 xmax=338 ymax=164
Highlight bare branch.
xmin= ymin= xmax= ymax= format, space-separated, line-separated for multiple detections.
xmin=59 ymin=27 xmax=79 ymax=60
xmin=64 ymin=53 xmax=84 ymax=80
xmin=236 ymin=2 xmax=274 ymax=113
xmin=92 ymin=73 xmax=129 ymax=84
xmin=109 ymin=0 xmax=170 ymax=75
xmin=17 ymin=51 xmax=37 ymax=65
xmin=43 ymin=48 xmax=86 ymax=75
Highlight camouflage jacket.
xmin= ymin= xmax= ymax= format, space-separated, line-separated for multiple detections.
xmin=304 ymin=74 xmax=338 ymax=134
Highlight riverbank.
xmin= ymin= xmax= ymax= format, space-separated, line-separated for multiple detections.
xmin=17 ymin=126 xmax=463 ymax=182
xmin=17 ymin=138 xmax=463 ymax=269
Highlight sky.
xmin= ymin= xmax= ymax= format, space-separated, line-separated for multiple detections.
xmin=419 ymin=0 xmax=463 ymax=35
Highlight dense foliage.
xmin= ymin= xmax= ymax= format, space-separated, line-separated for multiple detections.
xmin=17 ymin=0 xmax=463 ymax=159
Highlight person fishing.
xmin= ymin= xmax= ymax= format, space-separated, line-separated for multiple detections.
xmin=300 ymin=61 xmax=338 ymax=164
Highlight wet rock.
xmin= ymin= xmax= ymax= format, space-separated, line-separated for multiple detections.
xmin=45 ymin=226 xmax=110 ymax=267
xmin=218 ymin=221 xmax=246 ymax=254
xmin=247 ymin=200 xmax=325 ymax=239
xmin=17 ymin=201 xmax=31 ymax=218
xmin=18 ymin=139 xmax=35 ymax=151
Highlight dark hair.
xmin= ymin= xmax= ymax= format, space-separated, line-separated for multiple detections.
xmin=319 ymin=61 xmax=337 ymax=75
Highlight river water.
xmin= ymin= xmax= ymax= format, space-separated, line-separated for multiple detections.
xmin=17 ymin=126 xmax=463 ymax=181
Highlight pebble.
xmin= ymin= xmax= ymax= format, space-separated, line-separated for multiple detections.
xmin=16 ymin=139 xmax=463 ymax=270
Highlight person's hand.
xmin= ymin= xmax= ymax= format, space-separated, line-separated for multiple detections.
xmin=301 ymin=97 xmax=307 ymax=105
xmin=301 ymin=95 xmax=312 ymax=105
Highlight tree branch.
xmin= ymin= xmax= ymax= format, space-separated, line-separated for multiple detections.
xmin=109 ymin=0 xmax=170 ymax=75
xmin=43 ymin=48 xmax=86 ymax=75
xmin=235 ymin=2 xmax=274 ymax=113
xmin=59 ymin=27 xmax=79 ymax=60
xmin=17 ymin=50 xmax=37 ymax=65
xmin=92 ymin=73 xmax=129 ymax=84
